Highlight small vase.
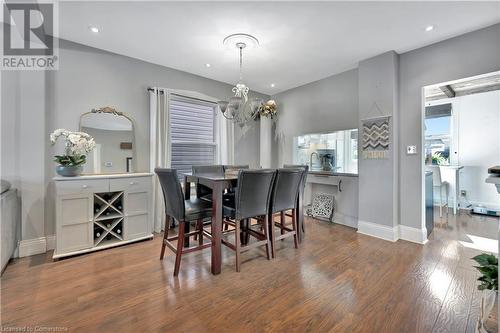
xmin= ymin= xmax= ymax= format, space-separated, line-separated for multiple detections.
xmin=56 ymin=165 xmax=83 ymax=177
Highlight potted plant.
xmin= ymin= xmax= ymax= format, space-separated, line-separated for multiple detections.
xmin=473 ymin=253 xmax=498 ymax=333
xmin=431 ymin=152 xmax=449 ymax=165
xmin=50 ymin=129 xmax=95 ymax=177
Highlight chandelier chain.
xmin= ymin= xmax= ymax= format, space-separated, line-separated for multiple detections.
xmin=239 ymin=46 xmax=243 ymax=83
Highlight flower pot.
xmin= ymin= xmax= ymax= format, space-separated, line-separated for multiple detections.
xmin=477 ymin=290 xmax=498 ymax=333
xmin=56 ymin=165 xmax=83 ymax=177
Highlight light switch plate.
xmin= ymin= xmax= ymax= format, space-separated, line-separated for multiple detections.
xmin=104 ymin=162 xmax=113 ymax=167
xmin=406 ymin=145 xmax=417 ymax=155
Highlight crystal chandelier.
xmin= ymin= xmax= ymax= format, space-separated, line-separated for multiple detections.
xmin=217 ymin=33 xmax=263 ymax=127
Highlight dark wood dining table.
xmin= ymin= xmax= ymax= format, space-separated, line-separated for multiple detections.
xmin=183 ymin=171 xmax=305 ymax=275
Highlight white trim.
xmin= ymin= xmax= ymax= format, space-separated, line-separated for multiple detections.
xmin=399 ymin=225 xmax=428 ymax=244
xmin=46 ymin=235 xmax=56 ymax=250
xmin=18 ymin=237 xmax=47 ymax=257
xmin=357 ymin=220 xmax=399 ymax=242
xmin=17 ymin=235 xmax=57 ymax=257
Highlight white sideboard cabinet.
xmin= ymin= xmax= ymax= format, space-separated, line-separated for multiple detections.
xmin=53 ymin=173 xmax=154 ymax=259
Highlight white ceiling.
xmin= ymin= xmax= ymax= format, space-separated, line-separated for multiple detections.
xmin=57 ymin=1 xmax=500 ymax=95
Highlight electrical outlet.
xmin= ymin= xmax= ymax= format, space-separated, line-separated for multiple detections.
xmin=460 ymin=190 xmax=467 ymax=197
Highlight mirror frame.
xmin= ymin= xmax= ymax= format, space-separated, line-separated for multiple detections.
xmin=79 ymin=106 xmax=138 ymax=174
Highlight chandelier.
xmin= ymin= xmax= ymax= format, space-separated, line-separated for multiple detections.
xmin=217 ymin=33 xmax=263 ymax=127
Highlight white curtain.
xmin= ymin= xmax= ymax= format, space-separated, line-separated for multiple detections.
xmin=149 ymin=88 xmax=171 ymax=233
xmin=216 ymin=109 xmax=235 ymax=165
xmin=149 ymin=88 xmax=234 ymax=232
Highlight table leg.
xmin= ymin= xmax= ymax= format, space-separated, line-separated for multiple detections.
xmin=211 ymin=183 xmax=223 ymax=275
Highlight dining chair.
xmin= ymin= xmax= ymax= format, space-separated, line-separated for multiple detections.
xmin=192 ymin=165 xmax=224 ymax=202
xmin=283 ymin=164 xmax=309 ymax=234
xmin=155 ymin=168 xmax=213 ymax=276
xmin=429 ymin=166 xmax=449 ymax=217
xmin=268 ymin=168 xmax=304 ymax=258
xmin=222 ymin=169 xmax=276 ymax=272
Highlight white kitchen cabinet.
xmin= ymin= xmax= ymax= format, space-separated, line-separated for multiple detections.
xmin=54 ymin=173 xmax=153 ymax=259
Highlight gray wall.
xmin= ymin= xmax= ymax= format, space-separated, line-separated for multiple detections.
xmin=358 ymin=51 xmax=399 ymax=228
xmin=2 ymin=38 xmax=268 ymax=241
xmin=271 ymin=69 xmax=359 ymax=167
xmin=399 ymin=24 xmax=500 ymax=229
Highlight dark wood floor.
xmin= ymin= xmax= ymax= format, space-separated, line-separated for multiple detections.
xmin=1 ymin=211 xmax=498 ymax=332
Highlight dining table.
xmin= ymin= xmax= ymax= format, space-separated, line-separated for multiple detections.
xmin=183 ymin=171 xmax=305 ymax=275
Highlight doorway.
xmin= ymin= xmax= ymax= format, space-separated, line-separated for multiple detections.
xmin=421 ymin=71 xmax=500 ymax=252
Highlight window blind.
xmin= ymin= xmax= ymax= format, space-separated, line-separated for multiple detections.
xmin=169 ymin=95 xmax=216 ymax=176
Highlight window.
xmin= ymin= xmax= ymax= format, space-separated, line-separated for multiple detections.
xmin=425 ymin=103 xmax=452 ymax=165
xmin=169 ymin=94 xmax=217 ymax=176
xmin=293 ymin=129 xmax=358 ymax=174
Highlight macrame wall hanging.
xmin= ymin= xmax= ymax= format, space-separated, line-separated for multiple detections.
xmin=361 ymin=102 xmax=391 ymax=160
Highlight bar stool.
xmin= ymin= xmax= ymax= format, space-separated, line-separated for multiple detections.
xmin=283 ymin=164 xmax=309 ymax=235
xmin=155 ymin=168 xmax=213 ymax=276
xmin=222 ymin=169 xmax=275 ymax=272
xmin=268 ymin=168 xmax=304 ymax=258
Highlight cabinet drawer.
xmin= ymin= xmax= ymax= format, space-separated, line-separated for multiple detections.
xmin=56 ymin=179 xmax=109 ymax=195
xmin=110 ymin=177 xmax=151 ymax=193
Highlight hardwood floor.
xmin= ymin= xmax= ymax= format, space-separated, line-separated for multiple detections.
xmin=1 ymin=212 xmax=497 ymax=332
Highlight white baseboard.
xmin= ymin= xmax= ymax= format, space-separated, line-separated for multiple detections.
xmin=357 ymin=220 xmax=399 ymax=242
xmin=18 ymin=237 xmax=47 ymax=257
xmin=399 ymin=225 xmax=428 ymax=244
xmin=18 ymin=235 xmax=56 ymax=257
xmin=46 ymin=235 xmax=56 ymax=250
xmin=357 ymin=220 xmax=428 ymax=244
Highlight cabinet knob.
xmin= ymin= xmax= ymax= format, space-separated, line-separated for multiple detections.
xmin=82 ymin=184 xmax=88 ymax=189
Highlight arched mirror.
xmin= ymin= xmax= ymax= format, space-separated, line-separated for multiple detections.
xmin=79 ymin=107 xmax=137 ymax=174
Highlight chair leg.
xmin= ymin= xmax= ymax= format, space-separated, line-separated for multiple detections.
xmin=439 ymin=185 xmax=443 ymax=218
xmin=160 ymin=216 xmax=170 ymax=260
xmin=280 ymin=211 xmax=286 ymax=240
xmin=235 ymin=220 xmax=241 ymax=272
xmin=197 ymin=219 xmax=203 ymax=246
xmin=173 ymin=221 xmax=185 ymax=276
xmin=262 ymin=214 xmax=271 ymax=260
xmin=268 ymin=213 xmax=276 ymax=259
xmin=291 ymin=209 xmax=299 ymax=249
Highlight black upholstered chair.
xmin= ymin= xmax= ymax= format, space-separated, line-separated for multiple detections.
xmin=192 ymin=165 xmax=224 ymax=202
xmin=268 ymin=168 xmax=304 ymax=257
xmin=222 ymin=169 xmax=276 ymax=272
xmin=155 ymin=168 xmax=212 ymax=276
xmin=283 ymin=164 xmax=309 ymax=234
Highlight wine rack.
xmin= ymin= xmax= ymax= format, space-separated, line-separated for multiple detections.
xmin=93 ymin=191 xmax=124 ymax=246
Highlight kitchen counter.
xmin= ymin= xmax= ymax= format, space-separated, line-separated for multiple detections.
xmin=308 ymin=171 xmax=358 ymax=178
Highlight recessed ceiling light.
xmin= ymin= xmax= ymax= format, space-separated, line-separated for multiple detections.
xmin=270 ymin=83 xmax=275 ymax=88
xmin=89 ymin=26 xmax=99 ymax=33
xmin=425 ymin=25 xmax=434 ymax=32
xmin=205 ymin=63 xmax=211 ymax=68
